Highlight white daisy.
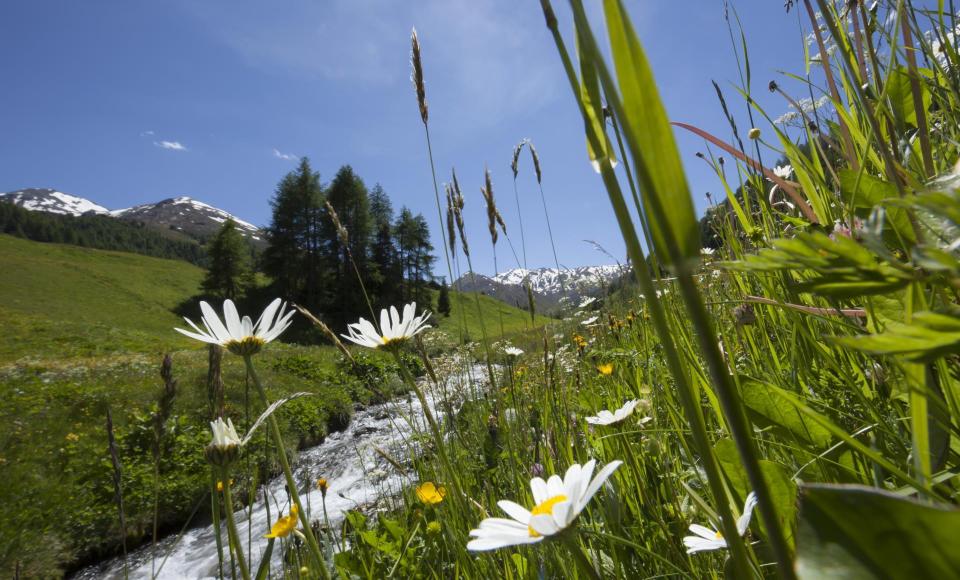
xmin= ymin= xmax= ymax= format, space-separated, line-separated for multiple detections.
xmin=466 ymin=459 xmax=623 ymax=551
xmin=772 ymin=164 xmax=793 ymax=180
xmin=701 ymin=247 xmax=716 ymax=256
xmin=342 ymin=302 xmax=431 ymax=349
xmin=683 ymin=492 xmax=758 ymax=554
xmin=175 ymin=298 xmax=294 ymax=356
xmin=581 ymin=316 xmax=599 ymax=326
xmin=585 ymin=400 xmax=650 ymax=427
xmin=578 ymin=296 xmax=597 ymax=308
xmin=503 ymin=346 xmax=525 ymax=357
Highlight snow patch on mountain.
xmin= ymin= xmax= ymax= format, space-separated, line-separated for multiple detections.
xmin=113 ymin=196 xmax=260 ymax=235
xmin=3 ymin=188 xmax=264 ymax=245
xmin=1 ymin=188 xmax=110 ymax=216
xmin=455 ymin=265 xmax=624 ymax=313
xmin=492 ymin=265 xmax=622 ymax=295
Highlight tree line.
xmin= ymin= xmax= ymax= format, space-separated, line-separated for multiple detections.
xmin=204 ymin=159 xmax=444 ymax=328
xmin=0 ymin=201 xmax=207 ymax=265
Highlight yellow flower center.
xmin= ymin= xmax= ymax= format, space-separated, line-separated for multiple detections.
xmin=225 ymin=336 xmax=265 ymax=356
xmin=528 ymin=494 xmax=567 ymax=537
xmin=714 ymin=530 xmax=724 ymax=540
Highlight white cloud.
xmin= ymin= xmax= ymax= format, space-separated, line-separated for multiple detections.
xmin=155 ymin=140 xmax=187 ymax=151
xmin=140 ymin=130 xmax=155 ymax=136
xmin=272 ymin=148 xmax=299 ymax=161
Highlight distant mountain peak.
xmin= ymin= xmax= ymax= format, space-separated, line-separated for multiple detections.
xmin=0 ymin=188 xmax=110 ymax=216
xmin=455 ymin=264 xmax=623 ymax=312
xmin=2 ymin=187 xmax=264 ymax=246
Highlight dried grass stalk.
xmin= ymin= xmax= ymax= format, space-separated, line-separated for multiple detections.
xmin=410 ymin=28 xmax=428 ymax=125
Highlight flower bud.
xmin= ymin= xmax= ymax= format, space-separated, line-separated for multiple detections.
xmin=748 ymin=127 xmax=761 ymax=140
xmin=206 ymin=417 xmax=241 ymax=467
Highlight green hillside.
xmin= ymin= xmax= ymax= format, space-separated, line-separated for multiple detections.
xmin=0 ymin=234 xmax=203 ymax=362
xmin=0 ymin=233 xmax=546 ymax=364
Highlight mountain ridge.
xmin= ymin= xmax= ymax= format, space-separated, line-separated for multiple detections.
xmin=0 ymin=188 xmax=263 ymax=245
xmin=454 ymin=265 xmax=624 ymax=312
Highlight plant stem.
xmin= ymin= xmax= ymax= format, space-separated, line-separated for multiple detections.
xmin=559 ymin=533 xmax=601 ymax=580
xmin=220 ymin=469 xmax=250 ymax=580
xmin=243 ymin=356 xmax=331 ymax=580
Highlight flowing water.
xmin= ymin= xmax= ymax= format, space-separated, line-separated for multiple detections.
xmin=77 ymin=361 xmax=487 ymax=579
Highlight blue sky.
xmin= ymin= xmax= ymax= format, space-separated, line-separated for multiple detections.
xmin=0 ymin=1 xmax=811 ymax=274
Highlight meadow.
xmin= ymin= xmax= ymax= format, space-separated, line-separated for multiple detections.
xmin=6 ymin=0 xmax=960 ymax=578
xmin=0 ymin=234 xmax=541 ymax=576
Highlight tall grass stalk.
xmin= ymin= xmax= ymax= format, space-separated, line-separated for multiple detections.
xmin=538 ymin=1 xmax=758 ymax=575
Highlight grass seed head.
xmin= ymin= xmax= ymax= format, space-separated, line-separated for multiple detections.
xmin=410 ymin=28 xmax=428 ymax=125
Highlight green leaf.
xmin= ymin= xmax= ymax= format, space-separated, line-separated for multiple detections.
xmin=741 ymin=379 xmax=833 ymax=449
xmin=576 ymin=34 xmax=617 ymax=172
xmin=727 ymin=232 xmax=915 ymax=298
xmin=796 ymin=484 xmax=960 ymax=579
xmin=712 ymin=439 xmax=797 ymax=548
xmin=830 ymin=311 xmax=960 ymax=362
xmin=837 ymin=169 xmax=915 ymax=245
xmin=601 ymin=0 xmax=699 ymax=269
xmin=885 ymin=66 xmax=933 ymax=129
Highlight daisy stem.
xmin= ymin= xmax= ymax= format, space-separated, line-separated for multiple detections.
xmin=220 ymin=467 xmax=250 ymax=580
xmin=559 ymin=532 xmax=601 ymax=580
xmin=210 ymin=471 xmax=225 ymax=579
xmin=390 ymin=349 xmax=461 ymax=497
xmin=243 ymin=355 xmax=331 ymax=580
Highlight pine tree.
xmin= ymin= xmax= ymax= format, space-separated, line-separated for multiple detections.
xmin=202 ymin=219 xmax=251 ymax=300
xmin=321 ymin=165 xmax=372 ymax=323
xmin=437 ymin=278 xmax=451 ymax=317
xmin=262 ymin=158 xmax=326 ymax=309
xmin=368 ymin=184 xmax=399 ymax=306
xmin=395 ymin=207 xmax=436 ymax=304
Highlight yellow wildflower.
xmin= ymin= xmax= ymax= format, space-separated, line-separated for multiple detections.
xmin=216 ymin=479 xmax=234 ymax=492
xmin=265 ymin=505 xmax=299 ymax=538
xmin=597 ymin=363 xmax=614 ymax=376
xmin=317 ymin=477 xmax=329 ymax=496
xmin=65 ymin=433 xmax=80 ymax=442
xmin=416 ymin=482 xmax=447 ymax=505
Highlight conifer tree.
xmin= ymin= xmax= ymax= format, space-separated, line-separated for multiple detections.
xmin=262 ymin=158 xmax=326 ymax=309
xmin=437 ymin=278 xmax=451 ymax=317
xmin=321 ymin=165 xmax=372 ymax=323
xmin=201 ymin=219 xmax=251 ymax=300
xmin=368 ymin=184 xmax=400 ymax=306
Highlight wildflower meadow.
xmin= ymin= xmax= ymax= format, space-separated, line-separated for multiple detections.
xmin=5 ymin=1 xmax=960 ymax=579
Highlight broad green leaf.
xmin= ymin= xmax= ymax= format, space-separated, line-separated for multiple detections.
xmin=713 ymin=439 xmax=797 ymax=548
xmin=602 ymin=0 xmax=699 ymax=269
xmin=885 ymin=66 xmax=933 ymax=129
xmin=796 ymin=484 xmax=960 ymax=579
xmin=741 ymin=380 xmax=833 ymax=449
xmin=837 ymin=169 xmax=916 ymax=245
xmin=576 ymin=34 xmax=617 ymax=172
xmin=830 ymin=311 xmax=960 ymax=362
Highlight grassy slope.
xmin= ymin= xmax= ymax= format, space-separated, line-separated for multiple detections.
xmin=0 ymin=234 xmax=545 ymax=364
xmin=0 ymin=234 xmax=201 ymax=362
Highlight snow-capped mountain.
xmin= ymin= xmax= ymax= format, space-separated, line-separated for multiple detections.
xmin=455 ymin=265 xmax=624 ymax=312
xmin=112 ymin=196 xmax=263 ymax=244
xmin=0 ymin=188 xmax=110 ymax=216
xmin=1 ymin=188 xmax=264 ymax=245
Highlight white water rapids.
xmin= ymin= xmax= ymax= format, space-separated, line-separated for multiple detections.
xmin=77 ymin=361 xmax=488 ymax=579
